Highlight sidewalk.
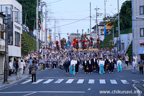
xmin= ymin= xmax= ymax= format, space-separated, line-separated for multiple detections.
xmin=0 ymin=72 xmax=29 ymax=89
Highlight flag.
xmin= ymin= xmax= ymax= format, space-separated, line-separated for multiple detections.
xmin=104 ymin=25 xmax=106 ymax=38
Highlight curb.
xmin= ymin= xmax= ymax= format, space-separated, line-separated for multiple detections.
xmin=0 ymin=75 xmax=30 ymax=90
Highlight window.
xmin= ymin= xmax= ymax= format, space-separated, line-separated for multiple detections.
xmin=140 ymin=28 xmax=144 ymax=37
xmin=0 ymin=24 xmax=4 ymax=40
xmin=15 ymin=32 xmax=20 ymax=47
xmin=140 ymin=6 xmax=144 ymax=15
xmin=14 ymin=7 xmax=21 ymax=24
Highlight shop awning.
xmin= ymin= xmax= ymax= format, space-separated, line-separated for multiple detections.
xmin=138 ymin=47 xmax=144 ymax=54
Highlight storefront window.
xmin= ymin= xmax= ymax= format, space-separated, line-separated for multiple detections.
xmin=15 ymin=32 xmax=20 ymax=47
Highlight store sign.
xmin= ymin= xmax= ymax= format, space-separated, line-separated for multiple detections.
xmin=0 ymin=40 xmax=5 ymax=51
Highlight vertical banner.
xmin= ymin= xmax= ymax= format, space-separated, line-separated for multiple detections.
xmin=104 ymin=25 xmax=106 ymax=38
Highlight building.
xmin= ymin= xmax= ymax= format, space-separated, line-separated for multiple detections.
xmin=92 ymin=22 xmax=114 ymax=42
xmin=0 ymin=0 xmax=22 ymax=74
xmin=132 ymin=0 xmax=144 ymax=60
xmin=114 ymin=33 xmax=132 ymax=52
xmin=0 ymin=12 xmax=5 ymax=74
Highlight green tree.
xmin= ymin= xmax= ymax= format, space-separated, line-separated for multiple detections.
xmin=103 ymin=0 xmax=131 ymax=31
xmin=120 ymin=0 xmax=132 ymax=30
xmin=17 ymin=0 xmax=41 ymax=32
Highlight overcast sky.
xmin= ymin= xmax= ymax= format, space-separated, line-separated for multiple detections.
xmin=42 ymin=0 xmax=126 ymax=41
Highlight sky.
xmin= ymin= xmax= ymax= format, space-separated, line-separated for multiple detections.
xmin=42 ymin=0 xmax=127 ymax=41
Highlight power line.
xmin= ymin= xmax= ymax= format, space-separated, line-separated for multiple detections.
xmin=51 ymin=16 xmax=89 ymax=28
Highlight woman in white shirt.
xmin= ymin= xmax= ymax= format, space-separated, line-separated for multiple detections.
xmin=132 ymin=58 xmax=137 ymax=74
xmin=70 ymin=57 xmax=77 ymax=75
xmin=117 ymin=58 xmax=122 ymax=72
xmin=98 ymin=57 xmax=105 ymax=74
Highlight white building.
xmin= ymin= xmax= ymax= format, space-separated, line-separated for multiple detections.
xmin=114 ymin=33 xmax=132 ymax=52
xmin=0 ymin=12 xmax=5 ymax=74
xmin=132 ymin=0 xmax=144 ymax=60
xmin=0 ymin=0 xmax=22 ymax=74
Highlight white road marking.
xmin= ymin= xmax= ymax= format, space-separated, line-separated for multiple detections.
xmin=121 ymin=80 xmax=129 ymax=84
xmin=32 ymin=79 xmax=44 ymax=84
xmin=88 ymin=79 xmax=95 ymax=84
xmin=99 ymin=79 xmax=106 ymax=84
xmin=110 ymin=80 xmax=117 ymax=84
xmin=77 ymin=79 xmax=84 ymax=84
xmin=132 ymin=80 xmax=140 ymax=84
xmin=0 ymin=91 xmax=85 ymax=94
xmin=54 ymin=79 xmax=64 ymax=83
xmin=23 ymin=92 xmax=36 ymax=96
xmin=21 ymin=79 xmax=31 ymax=84
xmin=43 ymin=79 xmax=54 ymax=84
xmin=66 ymin=79 xmax=74 ymax=84
xmin=133 ymin=84 xmax=141 ymax=96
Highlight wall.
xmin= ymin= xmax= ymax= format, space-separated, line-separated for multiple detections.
xmin=132 ymin=0 xmax=144 ymax=59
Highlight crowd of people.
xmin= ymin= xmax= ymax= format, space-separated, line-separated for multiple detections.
xmin=9 ymin=46 xmax=144 ymax=82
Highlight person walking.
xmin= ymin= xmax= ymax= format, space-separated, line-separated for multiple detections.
xmin=31 ymin=60 xmax=38 ymax=82
xmin=75 ymin=57 xmax=80 ymax=74
xmin=9 ymin=60 xmax=13 ymax=76
xmin=139 ymin=59 xmax=144 ymax=75
xmin=98 ymin=57 xmax=105 ymax=75
xmin=132 ymin=58 xmax=137 ymax=74
xmin=64 ymin=58 xmax=70 ymax=74
xmin=117 ymin=58 xmax=122 ymax=72
xmin=70 ymin=57 xmax=77 ymax=75
xmin=125 ymin=54 xmax=129 ymax=67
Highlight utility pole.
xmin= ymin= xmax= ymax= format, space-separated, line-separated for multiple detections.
xmin=3 ymin=7 xmax=9 ymax=84
xmin=90 ymin=2 xmax=91 ymax=36
xmin=95 ymin=6 xmax=100 ymax=39
xmin=104 ymin=0 xmax=106 ymax=18
xmin=45 ymin=4 xmax=48 ymax=47
xmin=36 ymin=0 xmax=39 ymax=51
xmin=40 ymin=1 xmax=43 ymax=42
xmin=54 ymin=19 xmax=56 ymax=43
xmin=77 ymin=29 xmax=79 ymax=40
xmin=117 ymin=0 xmax=121 ymax=50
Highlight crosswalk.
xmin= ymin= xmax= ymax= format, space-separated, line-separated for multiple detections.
xmin=21 ymin=79 xmax=144 ymax=85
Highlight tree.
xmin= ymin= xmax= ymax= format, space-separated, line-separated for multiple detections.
xmin=103 ymin=0 xmax=131 ymax=31
xmin=17 ymin=0 xmax=41 ymax=32
xmin=120 ymin=0 xmax=132 ymax=30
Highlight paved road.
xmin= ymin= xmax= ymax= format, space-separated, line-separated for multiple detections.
xmin=0 ymin=68 xmax=143 ymax=96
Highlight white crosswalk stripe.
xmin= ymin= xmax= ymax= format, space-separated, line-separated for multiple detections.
xmin=43 ymin=79 xmax=54 ymax=84
xmin=88 ymin=79 xmax=95 ymax=84
xmin=77 ymin=79 xmax=84 ymax=84
xmin=21 ymin=79 xmax=31 ymax=84
xmin=121 ymin=80 xmax=129 ymax=84
xmin=54 ymin=79 xmax=64 ymax=83
xmin=99 ymin=79 xmax=106 ymax=84
xmin=21 ymin=79 xmax=143 ymax=85
xmin=32 ymin=79 xmax=44 ymax=84
xmin=132 ymin=80 xmax=140 ymax=84
xmin=110 ymin=80 xmax=117 ymax=84
xmin=66 ymin=79 xmax=74 ymax=84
